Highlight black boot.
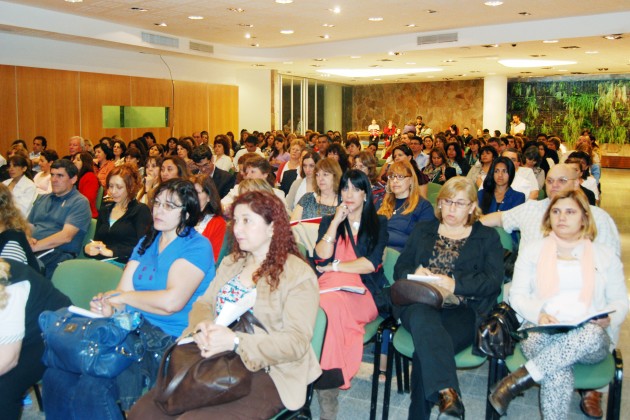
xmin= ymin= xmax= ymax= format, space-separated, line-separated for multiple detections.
xmin=489 ymin=366 xmax=536 ymax=416
xmin=437 ymin=388 xmax=465 ymax=419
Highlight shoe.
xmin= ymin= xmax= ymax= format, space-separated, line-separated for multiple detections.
xmin=579 ymin=390 xmax=603 ymax=419
xmin=489 ymin=366 xmax=535 ymax=416
xmin=316 ymin=388 xmax=339 ymax=420
xmin=437 ymin=388 xmax=465 ymax=419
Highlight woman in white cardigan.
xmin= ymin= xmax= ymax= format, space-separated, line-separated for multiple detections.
xmin=489 ymin=189 xmax=628 ymax=420
xmin=3 ymin=155 xmax=37 ymax=219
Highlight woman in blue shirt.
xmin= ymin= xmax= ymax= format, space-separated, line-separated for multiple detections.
xmin=43 ymin=179 xmax=215 ymax=419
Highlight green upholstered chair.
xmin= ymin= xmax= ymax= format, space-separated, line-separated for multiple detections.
xmin=95 ymin=185 xmax=104 ymax=212
xmin=78 ymin=218 xmax=97 ymax=259
xmin=487 ymin=344 xmax=623 ymax=420
xmin=427 ymin=182 xmax=442 ymax=208
xmin=381 ymin=326 xmax=487 ymax=419
xmin=270 ymin=308 xmax=327 ymax=419
xmin=51 ymin=259 xmax=123 ymax=309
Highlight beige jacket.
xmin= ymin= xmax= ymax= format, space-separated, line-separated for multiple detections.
xmin=186 ymin=253 xmax=321 ymax=410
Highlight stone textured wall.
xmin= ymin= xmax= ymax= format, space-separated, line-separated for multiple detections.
xmin=352 ymin=80 xmax=484 ymax=135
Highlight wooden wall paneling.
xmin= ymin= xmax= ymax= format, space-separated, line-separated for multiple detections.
xmin=208 ymin=84 xmax=238 ymax=139
xmin=172 ymin=81 xmax=209 ymax=139
xmin=16 ymin=67 xmax=81 ymax=155
xmin=130 ymin=76 xmax=174 ymax=144
xmin=80 ymin=72 xmax=132 ymax=145
xmin=0 ymin=65 xmax=18 ymax=154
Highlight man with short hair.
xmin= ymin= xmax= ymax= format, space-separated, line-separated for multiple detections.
xmin=30 ymin=136 xmax=47 ymax=172
xmin=416 ymin=116 xmax=433 ymax=138
xmin=409 ymin=136 xmax=428 ymax=170
xmin=487 ymin=137 xmax=501 ymax=153
xmin=502 ymin=148 xmax=539 ymax=200
xmin=316 ymin=134 xmax=331 ymax=158
xmin=461 ymin=127 xmax=473 ymax=146
xmin=192 ymin=131 xmax=203 ymax=146
xmin=509 ymin=114 xmax=526 ymax=135
xmin=233 ymin=137 xmax=264 ymax=172
xmin=28 ymin=159 xmax=92 ymax=279
xmin=65 ymin=136 xmax=84 ymax=160
xmin=481 ymin=163 xmax=619 ymax=254
xmin=142 ymin=132 xmax=156 ymax=148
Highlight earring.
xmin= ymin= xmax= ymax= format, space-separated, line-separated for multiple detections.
xmin=438 ymin=205 xmax=441 ymax=209
xmin=364 ymin=197 xmax=367 ymax=202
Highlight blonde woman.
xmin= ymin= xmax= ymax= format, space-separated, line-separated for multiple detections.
xmin=377 ymin=161 xmax=435 ymax=252
xmin=0 ymin=184 xmax=40 ymax=271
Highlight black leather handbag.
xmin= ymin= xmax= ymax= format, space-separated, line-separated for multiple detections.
xmin=475 ymin=302 xmax=521 ymax=359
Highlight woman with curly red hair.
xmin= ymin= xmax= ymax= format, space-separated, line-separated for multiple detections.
xmin=129 ymin=191 xmax=321 ymax=419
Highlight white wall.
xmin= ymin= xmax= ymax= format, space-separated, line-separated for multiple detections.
xmin=0 ymin=33 xmax=272 ymax=132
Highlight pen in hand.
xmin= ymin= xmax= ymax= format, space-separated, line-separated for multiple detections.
xmin=91 ymin=292 xmax=121 ymax=302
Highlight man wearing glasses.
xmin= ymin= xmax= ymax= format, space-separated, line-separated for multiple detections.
xmin=481 ymin=163 xmax=619 ymax=254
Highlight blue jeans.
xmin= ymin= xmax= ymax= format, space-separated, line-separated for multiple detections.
xmin=43 ymin=368 xmax=123 ymax=420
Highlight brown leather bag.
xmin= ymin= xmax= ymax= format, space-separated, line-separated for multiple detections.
xmin=153 ymin=312 xmax=267 ymax=415
xmin=390 ymin=279 xmax=461 ymax=309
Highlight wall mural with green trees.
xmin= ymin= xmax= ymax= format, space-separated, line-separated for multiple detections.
xmin=508 ymin=79 xmax=630 ymax=145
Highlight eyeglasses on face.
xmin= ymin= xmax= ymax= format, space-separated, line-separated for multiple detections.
xmin=153 ymin=200 xmax=184 ymax=211
xmin=440 ymin=198 xmax=471 ymax=209
xmin=545 ymin=176 xmax=575 ymax=186
xmin=388 ymin=174 xmax=410 ymax=181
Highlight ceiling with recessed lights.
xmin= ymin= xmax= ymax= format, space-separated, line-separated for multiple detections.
xmin=1 ymin=0 xmax=629 ymax=84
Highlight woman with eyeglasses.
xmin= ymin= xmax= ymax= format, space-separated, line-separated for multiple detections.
xmin=43 ymin=179 xmax=215 ymax=419
xmin=393 ymin=177 xmax=503 ymax=419
xmin=377 ymin=161 xmax=435 ymax=252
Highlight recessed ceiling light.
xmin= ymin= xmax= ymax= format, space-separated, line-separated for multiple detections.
xmin=283 ymin=61 xmax=293 ymax=65
xmin=350 ymin=56 xmax=361 ymax=59
xmin=250 ymin=43 xmax=259 ymax=47
xmin=239 ymin=23 xmax=254 ymax=27
xmin=543 ymin=40 xmax=558 ymax=43
xmin=368 ymin=17 xmax=384 ymax=22
xmin=64 ymin=0 xmax=83 ymax=3
xmin=280 ymin=30 xmax=294 ymax=34
xmin=275 ymin=0 xmax=293 ymax=3
xmin=314 ymin=58 xmax=327 ymax=62
xmin=131 ymin=7 xmax=148 ymax=12
xmin=598 ymin=68 xmax=609 ymax=71
xmin=154 ymin=22 xmax=167 ymax=27
xmin=558 ymin=69 xmax=568 ymax=72
xmin=604 ymin=34 xmax=622 ymax=40
xmin=406 ymin=62 xmax=416 ymax=65
xmin=244 ymin=33 xmax=251 ymax=39
xmin=322 ymin=23 xmax=335 ymax=27
xmin=188 ymin=15 xmax=204 ymax=20
xmin=443 ymin=59 xmax=457 ymax=63
xmin=585 ymin=51 xmax=599 ymax=54
xmin=388 ymin=51 xmax=403 ymax=56
xmin=311 ymin=64 xmax=322 ymax=67
xmin=379 ymin=59 xmax=394 ymax=62
xmin=316 ymin=68 xmax=442 ymax=78
xmin=406 ymin=24 xmax=417 ymax=27
xmin=228 ymin=7 xmax=245 ymax=12
xmin=499 ymin=59 xmax=577 ymax=68
xmin=518 ymin=12 xmax=531 ymax=16
xmin=329 ymin=6 xmax=341 ymax=14
xmin=320 ymin=34 xmax=330 ymax=39
xmin=484 ymin=1 xmax=503 ymax=6
xmin=482 ymin=44 xmax=499 ymax=48
xmin=561 ymin=46 xmax=580 ymax=49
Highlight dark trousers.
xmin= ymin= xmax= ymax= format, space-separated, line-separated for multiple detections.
xmin=0 ymin=341 xmax=46 ymax=420
xmin=399 ymin=303 xmax=476 ymax=420
xmin=39 ymin=250 xmax=75 ymax=280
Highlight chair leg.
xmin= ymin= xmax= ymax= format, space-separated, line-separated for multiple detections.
xmin=486 ymin=357 xmax=507 ymax=420
xmin=32 ymin=383 xmax=43 ymax=412
xmin=402 ymin=358 xmax=410 ymax=394
xmin=394 ymin=351 xmax=403 ymax=394
xmin=606 ymin=349 xmax=623 ymax=420
xmin=370 ymin=327 xmax=383 ymax=420
xmin=382 ymin=337 xmax=396 ymax=420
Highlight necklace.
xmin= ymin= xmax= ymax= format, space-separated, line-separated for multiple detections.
xmin=392 ymin=200 xmax=408 ymax=215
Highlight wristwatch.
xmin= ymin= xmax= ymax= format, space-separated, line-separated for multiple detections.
xmin=332 ymin=259 xmax=340 ymax=272
xmin=233 ymin=336 xmax=240 ymax=352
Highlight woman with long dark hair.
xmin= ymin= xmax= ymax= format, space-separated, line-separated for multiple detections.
xmin=191 ymin=173 xmax=226 ymax=262
xmin=73 ymin=152 xmax=100 ymax=218
xmin=2 ymin=155 xmax=36 ymax=219
xmin=467 ymin=145 xmax=498 ymax=189
xmin=313 ymin=169 xmax=388 ymax=419
xmin=478 ymin=156 xmax=526 ymax=215
xmin=94 ymin=143 xmax=116 ymax=188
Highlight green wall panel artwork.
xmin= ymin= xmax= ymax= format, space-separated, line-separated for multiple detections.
xmin=102 ymin=106 xmax=169 ymax=128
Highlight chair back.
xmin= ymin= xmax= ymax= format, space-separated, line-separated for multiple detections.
xmin=493 ymin=226 xmax=514 ymax=253
xmin=96 ymin=185 xmax=104 ymax=211
xmin=312 ymin=308 xmax=327 ymax=361
xmin=382 ymin=247 xmax=400 ymax=286
xmin=52 ymin=259 xmax=123 ymax=309
xmin=427 ymin=182 xmax=441 ymax=207
xmin=79 ymin=218 xmax=98 ymax=259
xmin=216 ymin=229 xmax=234 ymax=266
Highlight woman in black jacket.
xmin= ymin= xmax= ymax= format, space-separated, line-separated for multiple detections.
xmin=84 ymin=164 xmax=152 ymax=264
xmin=393 ymin=176 xmax=503 ymax=419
